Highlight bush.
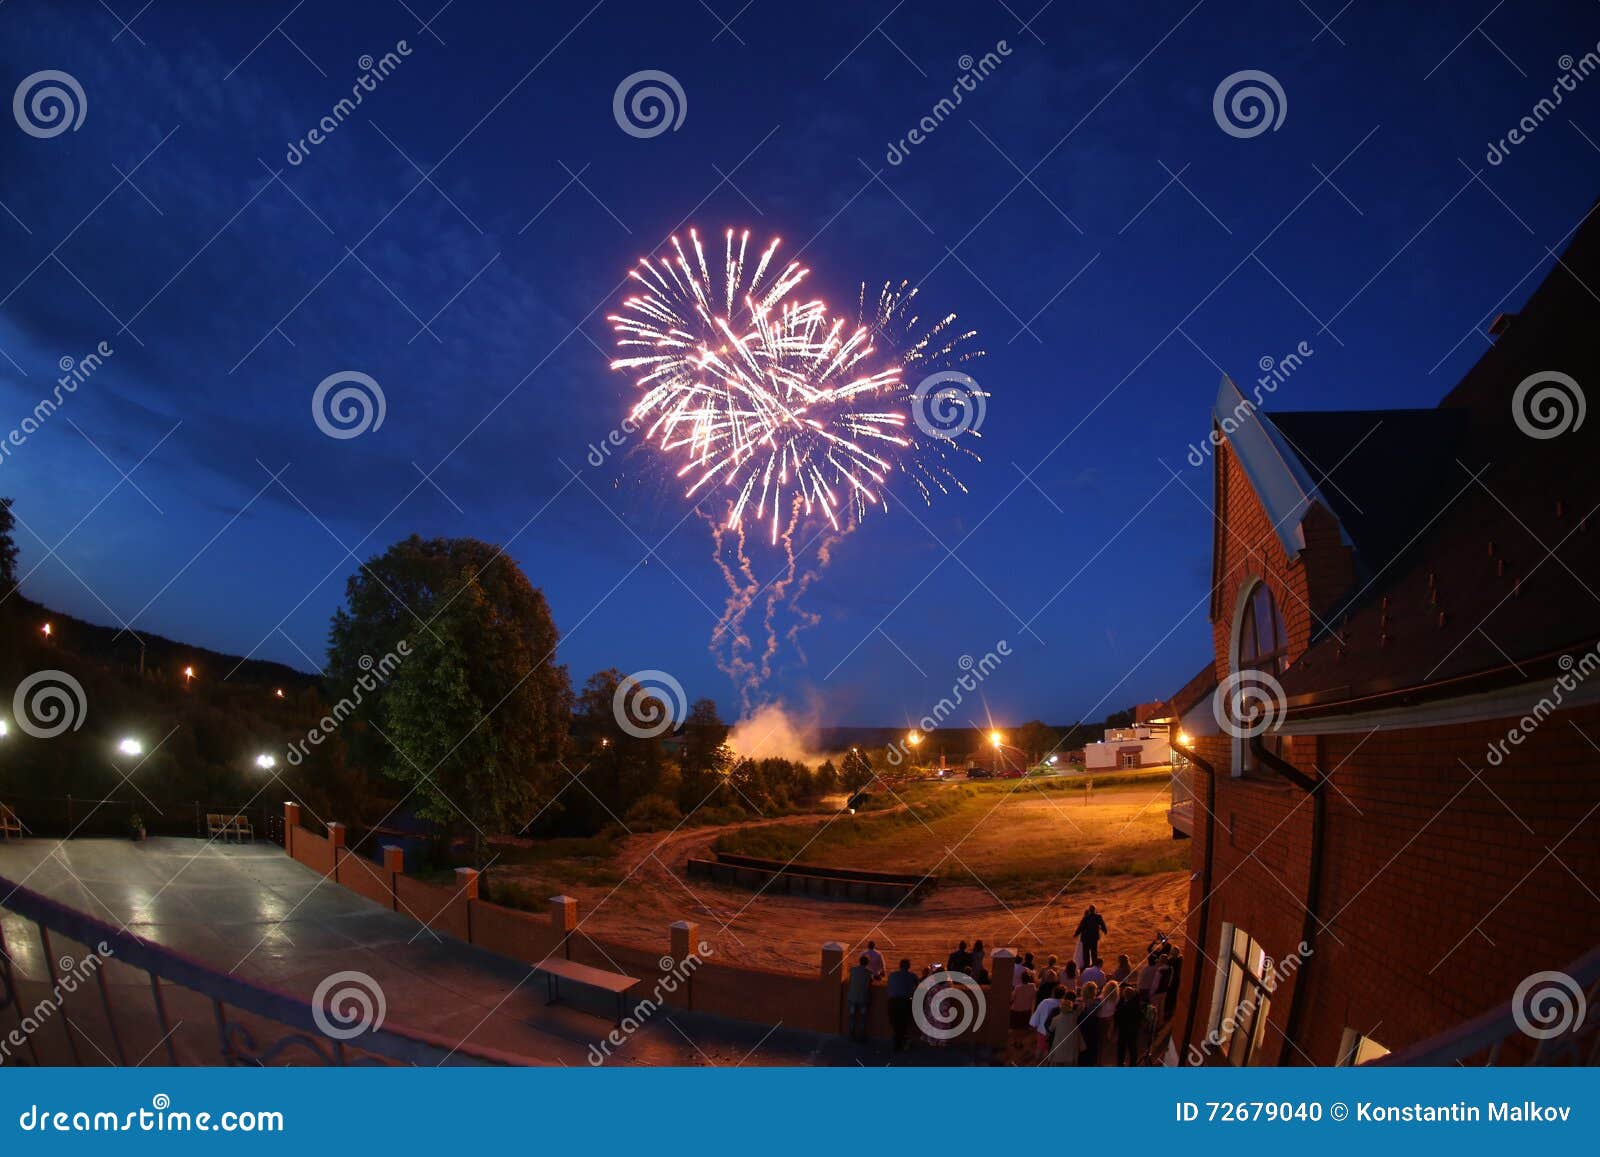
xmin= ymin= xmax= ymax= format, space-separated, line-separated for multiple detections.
xmin=623 ymin=793 xmax=682 ymax=831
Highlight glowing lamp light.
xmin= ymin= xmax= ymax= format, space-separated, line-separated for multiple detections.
xmin=274 ymin=688 xmax=285 ymax=699
xmin=41 ymin=622 xmax=52 ymax=637
xmin=989 ymin=731 xmax=1002 ymax=748
xmin=906 ymin=731 xmax=922 ymax=747
xmin=117 ymin=738 xmax=143 ymax=757
xmin=1177 ymin=731 xmax=1192 ymax=746
xmin=183 ymin=666 xmax=195 ymax=682
xmin=0 ymin=719 xmax=8 ymax=738
xmin=255 ymin=753 xmax=276 ymax=770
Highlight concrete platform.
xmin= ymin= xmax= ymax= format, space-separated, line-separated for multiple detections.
xmin=0 ymin=837 xmax=959 ymax=1067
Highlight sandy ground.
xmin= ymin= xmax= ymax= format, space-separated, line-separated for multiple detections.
xmin=497 ymin=782 xmax=1192 ymax=975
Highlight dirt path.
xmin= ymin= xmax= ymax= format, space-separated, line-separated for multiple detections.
xmin=497 ymin=785 xmax=1192 ymax=975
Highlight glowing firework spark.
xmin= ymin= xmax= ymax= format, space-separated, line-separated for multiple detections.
xmin=608 ymin=229 xmax=983 ymax=544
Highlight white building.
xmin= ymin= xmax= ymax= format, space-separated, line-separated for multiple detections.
xmin=1082 ymin=723 xmax=1171 ymax=770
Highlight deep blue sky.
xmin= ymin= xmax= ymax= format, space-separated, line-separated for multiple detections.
xmin=3 ymin=0 xmax=1599 ymax=728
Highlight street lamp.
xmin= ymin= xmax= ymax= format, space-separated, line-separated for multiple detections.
xmin=906 ymin=731 xmax=922 ymax=766
xmin=274 ymin=688 xmax=285 ymax=699
xmin=254 ymin=753 xmax=276 ymax=770
xmin=183 ymin=666 xmax=195 ymax=683
xmin=117 ymin=737 xmax=143 ymax=757
xmin=40 ymin=622 xmax=52 ymax=639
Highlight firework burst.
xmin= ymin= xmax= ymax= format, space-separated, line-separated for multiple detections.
xmin=607 ymin=229 xmax=985 ymax=543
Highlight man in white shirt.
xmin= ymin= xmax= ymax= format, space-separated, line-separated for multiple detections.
xmin=862 ymin=940 xmax=885 ymax=979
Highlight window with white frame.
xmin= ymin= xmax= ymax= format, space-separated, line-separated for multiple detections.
xmin=1336 ymin=1028 xmax=1390 ymax=1066
xmin=1211 ymin=924 xmax=1274 ymax=1065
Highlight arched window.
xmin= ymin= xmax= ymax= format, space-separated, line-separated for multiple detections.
xmin=1238 ymin=582 xmax=1287 ymax=681
xmin=1231 ymin=581 xmax=1288 ymax=775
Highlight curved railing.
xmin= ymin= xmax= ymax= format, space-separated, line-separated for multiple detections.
xmin=1369 ymin=944 xmax=1599 ymax=1066
xmin=0 ymin=872 xmax=537 ymax=1067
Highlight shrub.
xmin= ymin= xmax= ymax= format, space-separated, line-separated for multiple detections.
xmin=623 ymin=793 xmax=682 ymax=831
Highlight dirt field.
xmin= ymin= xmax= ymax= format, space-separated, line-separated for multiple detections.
xmin=492 ymin=777 xmax=1192 ymax=975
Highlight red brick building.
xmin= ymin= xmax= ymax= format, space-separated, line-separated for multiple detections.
xmin=1168 ymin=210 xmax=1600 ymax=1066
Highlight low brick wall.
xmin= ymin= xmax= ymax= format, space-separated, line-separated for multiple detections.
xmin=291 ymin=828 xmax=335 ymax=876
xmin=335 ymin=851 xmax=395 ymax=909
xmin=278 ymin=803 xmax=1011 ymax=1050
xmin=395 ymin=875 xmax=470 ymax=941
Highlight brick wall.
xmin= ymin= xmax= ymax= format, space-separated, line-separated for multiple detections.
xmin=1174 ymin=443 xmax=1600 ymax=1065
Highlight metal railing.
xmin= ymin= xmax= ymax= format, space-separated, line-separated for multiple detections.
xmin=1370 ymin=944 xmax=1599 ymax=1066
xmin=0 ymin=872 xmax=535 ymax=1067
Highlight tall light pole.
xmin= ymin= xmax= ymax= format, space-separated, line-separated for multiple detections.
xmin=989 ymin=730 xmax=1003 ymax=775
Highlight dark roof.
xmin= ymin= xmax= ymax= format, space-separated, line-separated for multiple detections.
xmin=1264 ymin=408 xmax=1473 ymax=586
xmin=1164 ymin=662 xmax=1219 ymax=721
xmin=1275 ymin=202 xmax=1600 ymax=713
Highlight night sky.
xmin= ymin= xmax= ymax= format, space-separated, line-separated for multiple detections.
xmin=3 ymin=0 xmax=1599 ymax=728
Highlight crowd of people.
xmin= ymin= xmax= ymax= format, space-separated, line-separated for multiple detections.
xmin=842 ymin=906 xmax=1187 ymax=1065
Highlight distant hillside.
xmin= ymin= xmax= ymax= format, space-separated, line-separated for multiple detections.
xmin=0 ymin=599 xmax=365 ymax=838
xmin=11 ymin=596 xmax=317 ymax=689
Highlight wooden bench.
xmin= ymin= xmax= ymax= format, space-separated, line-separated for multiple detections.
xmin=538 ymin=957 xmax=639 ymax=1026
xmin=0 ymin=803 xmax=21 ymax=840
xmin=206 ymin=813 xmax=253 ymax=843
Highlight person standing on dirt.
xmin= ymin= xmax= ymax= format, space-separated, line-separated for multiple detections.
xmin=847 ymin=955 xmax=874 ymax=1042
xmin=1074 ymin=905 xmax=1107 ymax=965
xmin=886 ymin=959 xmax=917 ymax=1051
xmin=863 ymin=940 xmax=885 ymax=979
xmin=947 ymin=940 xmax=973 ymax=974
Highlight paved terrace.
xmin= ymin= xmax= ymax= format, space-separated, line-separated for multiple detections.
xmin=0 ymin=837 xmax=926 ymax=1066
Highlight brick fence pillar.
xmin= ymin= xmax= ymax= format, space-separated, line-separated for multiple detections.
xmin=455 ymin=868 xmax=479 ymax=942
xmin=549 ymin=894 xmax=577 ymax=960
xmin=987 ymin=948 xmax=1017 ymax=1049
xmin=667 ymin=920 xmax=699 ymax=1010
xmin=325 ymin=822 xmax=345 ymax=878
xmin=282 ymin=802 xmax=300 ymax=857
xmin=821 ymin=941 xmax=846 ymax=1034
xmin=382 ymin=845 xmax=404 ymax=910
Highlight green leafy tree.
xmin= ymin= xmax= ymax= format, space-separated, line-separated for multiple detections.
xmin=1015 ymin=720 xmax=1060 ymax=765
xmin=678 ymin=697 xmax=731 ymax=810
xmin=841 ymin=747 xmax=874 ymax=791
xmin=574 ymin=668 xmax=669 ymax=825
xmin=326 ymin=536 xmax=571 ymax=861
xmin=0 ymin=497 xmax=17 ymax=605
xmin=813 ymin=758 xmax=839 ymax=797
